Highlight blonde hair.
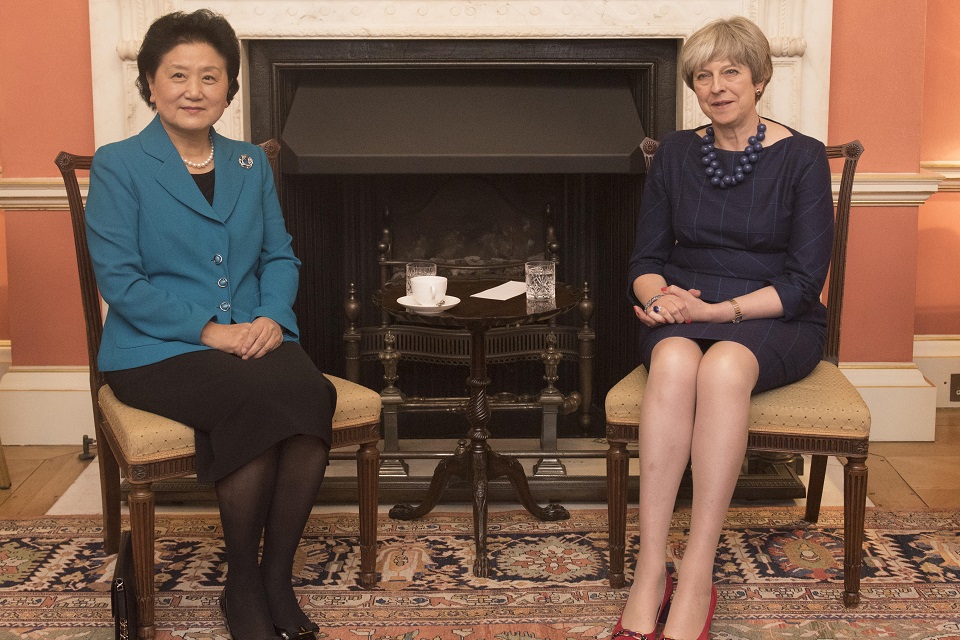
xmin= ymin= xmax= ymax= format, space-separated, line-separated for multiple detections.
xmin=680 ymin=16 xmax=773 ymax=101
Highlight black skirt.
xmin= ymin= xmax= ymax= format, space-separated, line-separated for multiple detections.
xmin=104 ymin=342 xmax=335 ymax=483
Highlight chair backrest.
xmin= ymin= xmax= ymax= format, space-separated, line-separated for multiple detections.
xmin=54 ymin=139 xmax=282 ymax=403
xmin=822 ymin=140 xmax=864 ymax=363
xmin=638 ymin=136 xmax=863 ymax=364
xmin=54 ymin=152 xmax=104 ymax=405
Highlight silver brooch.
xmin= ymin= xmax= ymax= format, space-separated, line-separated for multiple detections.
xmin=238 ymin=154 xmax=254 ymax=169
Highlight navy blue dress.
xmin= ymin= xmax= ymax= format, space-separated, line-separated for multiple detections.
xmin=628 ymin=126 xmax=834 ymax=393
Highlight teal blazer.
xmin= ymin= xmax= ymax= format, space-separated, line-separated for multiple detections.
xmin=85 ymin=115 xmax=301 ymax=372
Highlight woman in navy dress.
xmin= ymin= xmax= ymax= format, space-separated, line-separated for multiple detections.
xmin=613 ymin=17 xmax=834 ymax=640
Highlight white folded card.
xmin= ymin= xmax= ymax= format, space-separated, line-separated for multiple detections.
xmin=471 ymin=280 xmax=527 ymax=300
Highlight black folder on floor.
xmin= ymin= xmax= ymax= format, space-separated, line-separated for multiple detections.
xmin=111 ymin=530 xmax=138 ymax=640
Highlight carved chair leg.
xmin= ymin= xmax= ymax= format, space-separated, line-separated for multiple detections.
xmin=128 ymin=482 xmax=156 ymax=640
xmin=356 ymin=440 xmax=380 ymax=589
xmin=842 ymin=455 xmax=868 ymax=608
xmin=97 ymin=421 xmax=122 ymax=555
xmin=606 ymin=437 xmax=630 ymax=588
xmin=804 ymin=454 xmax=828 ymax=523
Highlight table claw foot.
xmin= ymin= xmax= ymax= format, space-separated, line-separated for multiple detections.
xmin=388 ymin=503 xmax=420 ymax=520
xmin=540 ymin=502 xmax=570 ymax=521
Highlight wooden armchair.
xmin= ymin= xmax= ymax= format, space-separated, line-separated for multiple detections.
xmin=56 ymin=141 xmax=382 ymax=639
xmin=344 ymin=198 xmax=594 ymax=476
xmin=605 ymin=139 xmax=870 ymax=607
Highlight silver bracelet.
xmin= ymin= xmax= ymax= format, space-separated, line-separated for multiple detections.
xmin=643 ymin=293 xmax=665 ymax=314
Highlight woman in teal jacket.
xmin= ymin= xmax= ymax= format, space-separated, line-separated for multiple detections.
xmin=85 ymin=10 xmax=330 ymax=640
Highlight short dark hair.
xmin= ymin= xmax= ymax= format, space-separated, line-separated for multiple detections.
xmin=135 ymin=9 xmax=241 ymax=109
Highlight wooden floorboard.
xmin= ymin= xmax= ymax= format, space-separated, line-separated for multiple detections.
xmin=866 ymin=453 xmax=927 ymax=510
xmin=0 ymin=446 xmax=91 ymax=516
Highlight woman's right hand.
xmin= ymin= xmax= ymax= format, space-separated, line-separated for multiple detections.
xmin=635 ymin=286 xmax=703 ymax=325
xmin=200 ymin=319 xmax=283 ymax=359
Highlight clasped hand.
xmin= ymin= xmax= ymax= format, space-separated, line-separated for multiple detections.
xmin=200 ymin=317 xmax=283 ymax=359
xmin=633 ymin=285 xmax=706 ymax=326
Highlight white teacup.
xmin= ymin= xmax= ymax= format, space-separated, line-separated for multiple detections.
xmin=410 ymin=275 xmax=447 ymax=306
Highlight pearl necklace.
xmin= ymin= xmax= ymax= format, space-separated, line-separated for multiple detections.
xmin=182 ymin=133 xmax=214 ymax=170
xmin=701 ymin=121 xmax=766 ymax=189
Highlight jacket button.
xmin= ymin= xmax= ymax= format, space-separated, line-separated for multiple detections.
xmin=213 ymin=254 xmax=223 ymax=265
xmin=218 ymin=277 xmax=228 ymax=288
xmin=219 ymin=302 xmax=231 ymax=311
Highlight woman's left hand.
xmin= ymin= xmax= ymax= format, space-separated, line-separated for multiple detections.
xmin=239 ymin=317 xmax=284 ymax=360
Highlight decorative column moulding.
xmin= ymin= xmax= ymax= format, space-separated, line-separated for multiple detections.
xmin=920 ymin=162 xmax=960 ymax=192
xmin=0 ymin=179 xmax=85 ymax=211
xmin=842 ymin=172 xmax=943 ymax=207
xmin=88 ymin=0 xmax=833 ymax=146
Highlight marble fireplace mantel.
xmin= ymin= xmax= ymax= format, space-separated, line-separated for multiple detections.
xmin=88 ymin=0 xmax=831 ymax=147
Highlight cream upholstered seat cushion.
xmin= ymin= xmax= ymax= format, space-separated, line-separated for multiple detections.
xmin=98 ymin=385 xmax=195 ymax=465
xmin=605 ymin=361 xmax=870 ymax=438
xmin=98 ymin=374 xmax=381 ymax=465
xmin=326 ymin=374 xmax=382 ymax=428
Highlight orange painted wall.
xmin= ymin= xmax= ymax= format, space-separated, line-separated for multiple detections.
xmin=5 ymin=211 xmax=88 ymax=365
xmin=0 ymin=0 xmax=93 ymax=364
xmin=921 ymin=0 xmax=960 ymax=160
xmin=916 ymin=0 xmax=960 ymax=335
xmin=917 ymin=194 xmax=960 ymax=333
xmin=0 ymin=0 xmax=95 ymax=177
xmin=829 ymin=0 xmax=925 ymax=362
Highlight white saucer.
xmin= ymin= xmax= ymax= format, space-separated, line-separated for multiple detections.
xmin=397 ymin=295 xmax=461 ymax=315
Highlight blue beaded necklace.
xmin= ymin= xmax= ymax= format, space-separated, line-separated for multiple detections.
xmin=701 ymin=121 xmax=766 ymax=189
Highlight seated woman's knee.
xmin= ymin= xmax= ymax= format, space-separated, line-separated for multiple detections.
xmin=700 ymin=342 xmax=759 ymax=389
xmin=649 ymin=337 xmax=703 ymax=380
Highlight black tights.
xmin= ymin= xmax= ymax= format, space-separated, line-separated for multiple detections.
xmin=215 ymin=434 xmax=329 ymax=639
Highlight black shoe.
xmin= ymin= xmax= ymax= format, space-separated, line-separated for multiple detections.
xmin=223 ymin=588 xmax=286 ymax=640
xmin=274 ymin=624 xmax=318 ymax=640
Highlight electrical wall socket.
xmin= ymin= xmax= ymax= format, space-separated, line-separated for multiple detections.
xmin=951 ymin=373 xmax=960 ymax=402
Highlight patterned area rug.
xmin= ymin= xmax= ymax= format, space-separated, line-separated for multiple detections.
xmin=1 ymin=508 xmax=959 ymax=639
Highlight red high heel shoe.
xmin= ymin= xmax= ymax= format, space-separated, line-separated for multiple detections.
xmin=612 ymin=569 xmax=674 ymax=639
xmin=662 ymin=585 xmax=717 ymax=640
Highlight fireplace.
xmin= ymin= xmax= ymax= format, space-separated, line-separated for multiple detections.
xmin=247 ymin=38 xmax=678 ymax=416
xmin=85 ymin=0 xmax=828 ymax=502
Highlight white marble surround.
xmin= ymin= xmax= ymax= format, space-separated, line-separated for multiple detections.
xmin=88 ymin=0 xmax=832 ymax=147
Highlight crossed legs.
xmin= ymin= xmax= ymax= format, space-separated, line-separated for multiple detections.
xmin=216 ymin=434 xmax=330 ymax=639
xmin=619 ymin=337 xmax=758 ymax=639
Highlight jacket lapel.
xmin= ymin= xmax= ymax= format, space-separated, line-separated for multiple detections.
xmin=212 ymin=132 xmax=244 ymax=222
xmin=140 ymin=116 xmax=231 ymax=222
